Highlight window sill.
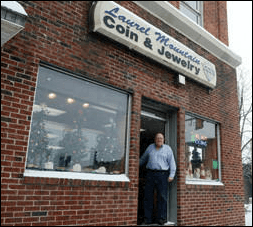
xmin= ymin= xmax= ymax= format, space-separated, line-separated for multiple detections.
xmin=24 ymin=169 xmax=130 ymax=182
xmin=186 ymin=178 xmax=224 ymax=186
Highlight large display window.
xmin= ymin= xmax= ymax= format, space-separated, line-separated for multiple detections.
xmin=185 ymin=114 xmax=221 ymax=182
xmin=26 ymin=66 xmax=130 ymax=176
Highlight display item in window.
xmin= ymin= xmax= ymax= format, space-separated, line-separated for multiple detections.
xmin=200 ymin=163 xmax=205 ymax=179
xmin=94 ymin=166 xmax=107 ymax=173
xmin=205 ymin=167 xmax=212 ymax=180
xmin=73 ymin=163 xmax=81 ymax=172
xmin=191 ymin=147 xmax=202 ymax=174
xmin=44 ymin=161 xmax=54 ymax=169
xmin=186 ymin=162 xmax=193 ymax=179
xmin=193 ymin=168 xmax=200 ymax=179
xmin=26 ymin=108 xmax=51 ymax=169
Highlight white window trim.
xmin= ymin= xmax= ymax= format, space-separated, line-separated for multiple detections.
xmin=24 ymin=169 xmax=130 ymax=182
xmin=186 ymin=178 xmax=224 ymax=186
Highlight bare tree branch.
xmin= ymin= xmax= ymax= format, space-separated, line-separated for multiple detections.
xmin=240 ymin=103 xmax=252 ymax=143
xmin=237 ymin=67 xmax=252 ymax=203
xmin=241 ymin=138 xmax=252 ymax=153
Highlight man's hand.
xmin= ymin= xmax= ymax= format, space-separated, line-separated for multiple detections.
xmin=168 ymin=177 xmax=174 ymax=183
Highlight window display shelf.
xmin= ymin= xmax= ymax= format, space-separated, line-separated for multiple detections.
xmin=24 ymin=169 xmax=130 ymax=182
xmin=186 ymin=178 xmax=224 ymax=186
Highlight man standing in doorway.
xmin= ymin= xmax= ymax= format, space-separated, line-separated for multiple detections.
xmin=139 ymin=133 xmax=176 ymax=225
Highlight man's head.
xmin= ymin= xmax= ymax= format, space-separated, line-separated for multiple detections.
xmin=155 ymin=133 xmax=164 ymax=148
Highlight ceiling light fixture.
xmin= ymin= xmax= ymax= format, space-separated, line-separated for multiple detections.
xmin=48 ymin=93 xmax=56 ymax=99
xmin=83 ymin=103 xmax=89 ymax=108
xmin=67 ymin=98 xmax=75 ymax=104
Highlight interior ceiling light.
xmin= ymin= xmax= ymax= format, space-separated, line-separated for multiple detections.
xmin=83 ymin=103 xmax=89 ymax=108
xmin=67 ymin=98 xmax=75 ymax=104
xmin=48 ymin=93 xmax=56 ymax=99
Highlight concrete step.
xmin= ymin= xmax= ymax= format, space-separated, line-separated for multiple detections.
xmin=138 ymin=221 xmax=176 ymax=226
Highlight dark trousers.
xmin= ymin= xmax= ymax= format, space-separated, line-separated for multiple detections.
xmin=144 ymin=170 xmax=169 ymax=223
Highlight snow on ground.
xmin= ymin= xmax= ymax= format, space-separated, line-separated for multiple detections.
xmin=245 ymin=203 xmax=252 ymax=226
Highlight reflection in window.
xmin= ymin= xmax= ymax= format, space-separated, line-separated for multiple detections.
xmin=180 ymin=1 xmax=203 ymax=26
xmin=26 ymin=66 xmax=130 ymax=175
xmin=185 ymin=114 xmax=219 ymax=180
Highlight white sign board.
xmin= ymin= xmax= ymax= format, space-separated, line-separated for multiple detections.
xmin=90 ymin=1 xmax=217 ymax=88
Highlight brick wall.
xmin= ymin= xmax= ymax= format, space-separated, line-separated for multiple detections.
xmin=1 ymin=1 xmax=244 ymax=226
xmin=204 ymin=1 xmax=229 ymax=45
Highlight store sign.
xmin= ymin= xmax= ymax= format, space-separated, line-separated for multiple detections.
xmin=90 ymin=1 xmax=217 ymax=88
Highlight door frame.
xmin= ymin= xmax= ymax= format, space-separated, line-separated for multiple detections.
xmin=139 ymin=97 xmax=178 ymax=223
xmin=166 ymin=110 xmax=177 ymax=224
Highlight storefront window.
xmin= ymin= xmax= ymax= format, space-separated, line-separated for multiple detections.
xmin=185 ymin=114 xmax=220 ymax=181
xmin=26 ymin=66 xmax=130 ymax=175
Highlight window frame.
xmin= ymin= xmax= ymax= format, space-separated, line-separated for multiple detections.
xmin=24 ymin=64 xmax=131 ymax=182
xmin=180 ymin=1 xmax=203 ymax=27
xmin=185 ymin=112 xmax=223 ymax=186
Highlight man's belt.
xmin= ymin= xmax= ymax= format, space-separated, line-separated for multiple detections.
xmin=147 ymin=169 xmax=168 ymax=173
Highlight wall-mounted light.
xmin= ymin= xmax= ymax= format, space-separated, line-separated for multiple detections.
xmin=178 ymin=74 xmax=186 ymax=85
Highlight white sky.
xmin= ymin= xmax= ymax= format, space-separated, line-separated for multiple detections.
xmin=227 ymin=1 xmax=252 ymax=160
xmin=227 ymin=1 xmax=252 ymax=76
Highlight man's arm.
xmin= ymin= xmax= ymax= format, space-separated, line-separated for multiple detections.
xmin=168 ymin=148 xmax=176 ymax=179
xmin=139 ymin=145 xmax=151 ymax=167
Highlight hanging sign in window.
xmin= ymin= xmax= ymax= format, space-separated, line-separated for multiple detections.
xmin=90 ymin=1 xmax=217 ymax=88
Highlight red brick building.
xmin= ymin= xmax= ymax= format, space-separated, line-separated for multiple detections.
xmin=1 ymin=1 xmax=245 ymax=226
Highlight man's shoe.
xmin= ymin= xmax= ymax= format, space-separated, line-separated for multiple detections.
xmin=157 ymin=219 xmax=166 ymax=225
xmin=141 ymin=220 xmax=152 ymax=225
